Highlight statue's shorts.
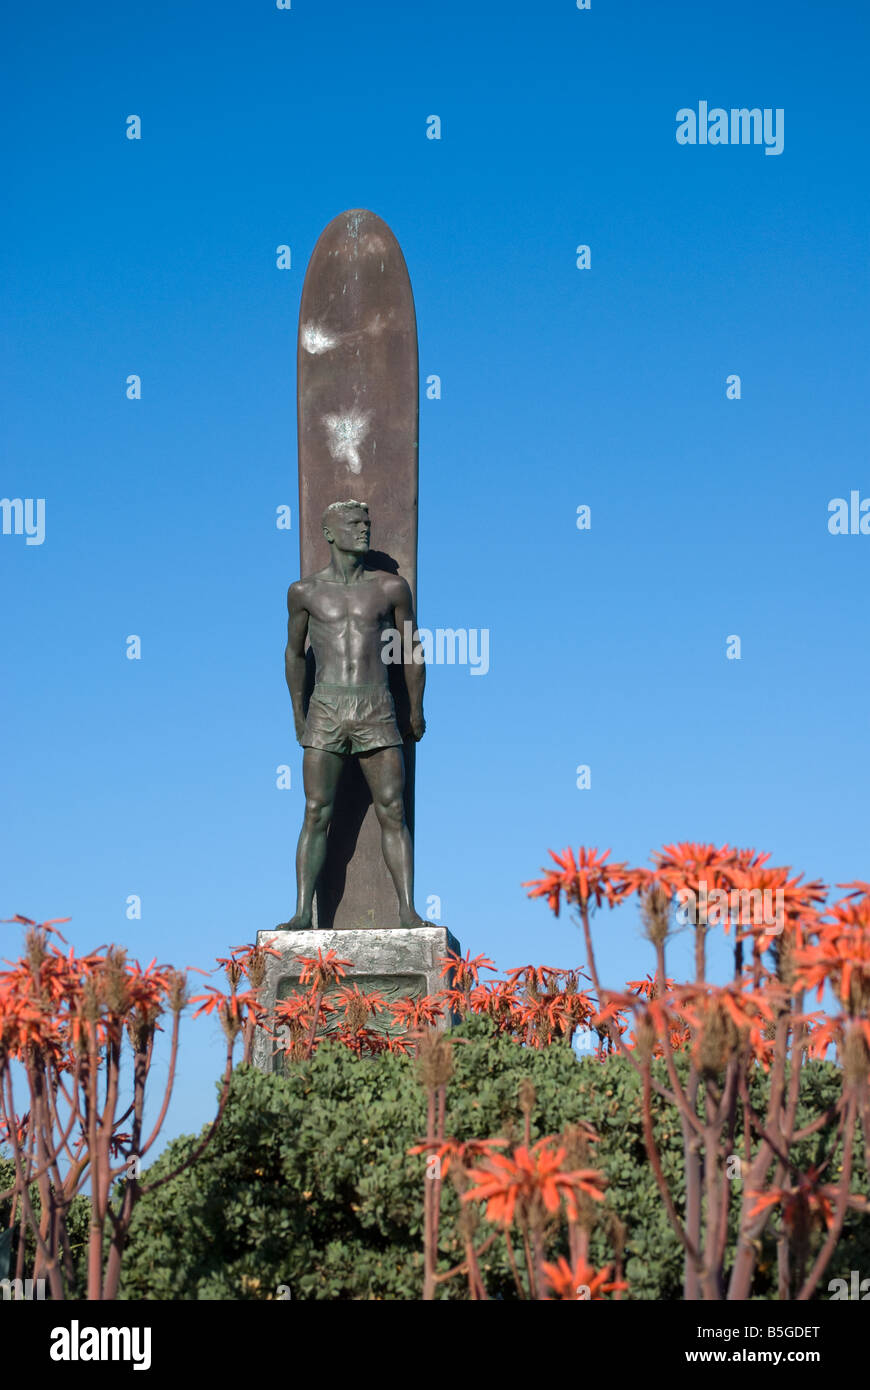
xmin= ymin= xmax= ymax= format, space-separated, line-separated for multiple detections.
xmin=302 ymin=682 xmax=403 ymax=756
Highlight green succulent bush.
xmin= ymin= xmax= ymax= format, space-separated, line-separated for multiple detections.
xmin=116 ymin=1017 xmax=867 ymax=1300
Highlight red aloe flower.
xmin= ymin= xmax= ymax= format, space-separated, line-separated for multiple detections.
xmin=0 ymin=1111 xmax=30 ymax=1146
xmin=462 ymin=1137 xmax=606 ymax=1227
xmin=189 ymin=986 xmax=264 ymax=1036
xmin=408 ymin=1135 xmax=508 ymax=1177
xmin=229 ymin=941 xmax=282 ymax=961
xmin=334 ymin=983 xmax=388 ymax=1026
xmin=591 ymin=994 xmax=633 ymax=1035
xmin=524 ymin=846 xmax=636 ymax=915
xmin=272 ymin=992 xmax=335 ymax=1039
xmin=651 ymin=841 xmax=738 ymax=907
xmin=227 ymin=941 xmax=282 ymax=989
xmin=793 ymin=895 xmax=870 ymax=1012
xmin=727 ymin=864 xmax=826 ymax=946
xmin=802 ymin=1012 xmax=870 ymax=1072
xmin=669 ymin=979 xmax=784 ymax=1070
xmin=466 ymin=979 xmax=524 ymax=1034
xmin=626 ymin=974 xmax=679 ymax=999
xmin=1 ymin=914 xmax=70 ymax=940
xmin=541 ymin=1255 xmax=628 ymax=1300
xmin=438 ymin=950 xmax=496 ymax=991
xmin=673 ymin=979 xmax=779 ymax=1033
xmin=295 ymin=948 xmax=353 ymax=991
xmin=189 ymin=985 xmax=231 ymax=1019
xmin=610 ymin=983 xmax=691 ymax=1055
xmin=517 ymin=989 xmax=595 ymax=1048
xmin=438 ymin=950 xmax=497 ymax=1018
xmin=747 ymin=1166 xmax=835 ymax=1232
xmin=336 ymin=1025 xmax=391 ymax=1057
xmin=836 ymin=881 xmax=870 ymax=901
xmin=504 ymin=964 xmax=566 ymax=992
xmin=108 ymin=1131 xmax=132 ymax=1159
xmin=389 ymin=994 xmax=445 ymax=1030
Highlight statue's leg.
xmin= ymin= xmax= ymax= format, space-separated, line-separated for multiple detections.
xmin=358 ymin=747 xmax=425 ymax=929
xmin=286 ymin=747 xmax=344 ymax=928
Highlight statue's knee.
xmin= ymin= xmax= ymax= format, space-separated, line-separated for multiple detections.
xmin=304 ymin=797 xmax=332 ymax=830
xmin=375 ymin=796 xmax=405 ymax=829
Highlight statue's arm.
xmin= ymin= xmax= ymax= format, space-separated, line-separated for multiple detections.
xmin=285 ymin=583 xmax=309 ymax=744
xmin=393 ymin=579 xmax=426 ymax=741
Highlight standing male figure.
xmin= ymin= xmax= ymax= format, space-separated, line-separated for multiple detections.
xmin=284 ymin=499 xmax=427 ymax=929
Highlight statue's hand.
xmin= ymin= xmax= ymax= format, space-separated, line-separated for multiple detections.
xmin=294 ymin=713 xmax=307 ymax=745
xmin=408 ymin=711 xmax=426 ymax=742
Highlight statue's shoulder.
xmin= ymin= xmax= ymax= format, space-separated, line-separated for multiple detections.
xmin=288 ymin=567 xmax=330 ymax=606
xmin=296 ymin=565 xmax=333 ymax=587
xmin=369 ymin=568 xmax=411 ymax=599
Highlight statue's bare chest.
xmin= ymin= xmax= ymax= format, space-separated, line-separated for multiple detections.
xmin=306 ymin=580 xmax=393 ymax=626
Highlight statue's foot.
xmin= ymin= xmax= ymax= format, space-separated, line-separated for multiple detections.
xmin=398 ymin=912 xmax=430 ymax=930
xmin=276 ymin=913 xmax=314 ymax=930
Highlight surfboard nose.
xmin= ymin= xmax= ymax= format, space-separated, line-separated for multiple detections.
xmin=331 ymin=209 xmax=394 ymax=260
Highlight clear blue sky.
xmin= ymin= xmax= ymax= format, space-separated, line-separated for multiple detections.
xmin=3 ymin=0 xmax=868 ymax=1146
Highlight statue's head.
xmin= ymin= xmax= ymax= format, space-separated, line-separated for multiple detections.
xmin=322 ymin=499 xmax=370 ymax=554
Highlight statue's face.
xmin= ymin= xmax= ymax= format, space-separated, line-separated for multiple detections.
xmin=327 ymin=508 xmax=370 ymax=553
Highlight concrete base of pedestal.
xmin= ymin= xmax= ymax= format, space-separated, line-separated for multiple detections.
xmin=252 ymin=925 xmax=461 ymax=1072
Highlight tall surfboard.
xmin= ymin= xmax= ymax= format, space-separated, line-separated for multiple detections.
xmin=297 ymin=209 xmax=419 ymax=930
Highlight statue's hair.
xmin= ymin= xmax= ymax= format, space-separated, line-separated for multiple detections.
xmin=322 ymin=499 xmax=369 ymax=534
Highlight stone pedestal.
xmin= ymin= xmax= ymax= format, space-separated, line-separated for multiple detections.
xmin=252 ymin=925 xmax=461 ymax=1072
